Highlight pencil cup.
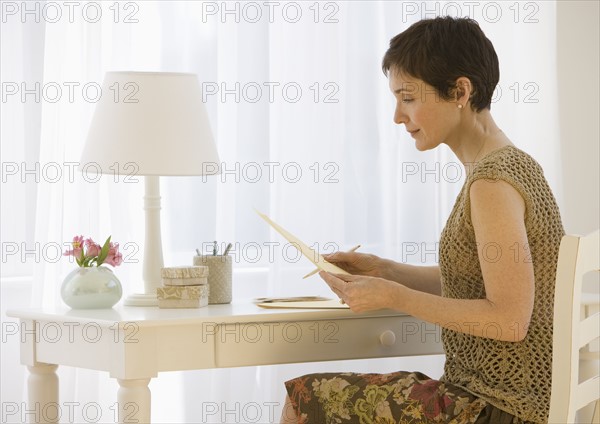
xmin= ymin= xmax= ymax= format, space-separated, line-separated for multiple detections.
xmin=193 ymin=255 xmax=232 ymax=304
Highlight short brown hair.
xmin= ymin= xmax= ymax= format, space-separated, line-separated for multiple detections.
xmin=382 ymin=17 xmax=499 ymax=112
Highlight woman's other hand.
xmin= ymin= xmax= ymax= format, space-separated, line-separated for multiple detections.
xmin=319 ymin=271 xmax=403 ymax=313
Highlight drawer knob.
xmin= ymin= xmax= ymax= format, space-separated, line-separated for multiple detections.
xmin=379 ymin=330 xmax=396 ymax=346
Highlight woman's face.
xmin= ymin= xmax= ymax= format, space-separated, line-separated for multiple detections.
xmin=389 ymin=71 xmax=462 ymax=151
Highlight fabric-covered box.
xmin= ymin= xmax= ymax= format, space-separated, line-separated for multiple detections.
xmin=161 ymin=266 xmax=209 ymax=286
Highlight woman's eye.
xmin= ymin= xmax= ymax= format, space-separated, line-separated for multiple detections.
xmin=402 ymin=98 xmax=413 ymax=103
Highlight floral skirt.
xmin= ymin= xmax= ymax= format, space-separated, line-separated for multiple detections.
xmin=284 ymin=371 xmax=528 ymax=424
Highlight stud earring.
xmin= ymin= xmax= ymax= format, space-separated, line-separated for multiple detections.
xmin=457 ymin=104 xmax=464 ymax=109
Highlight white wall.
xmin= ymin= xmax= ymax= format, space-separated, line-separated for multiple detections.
xmin=556 ymin=5 xmax=599 ymax=422
xmin=557 ymin=1 xmax=600 ymax=235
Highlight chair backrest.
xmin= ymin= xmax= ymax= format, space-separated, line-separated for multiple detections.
xmin=549 ymin=230 xmax=600 ymax=424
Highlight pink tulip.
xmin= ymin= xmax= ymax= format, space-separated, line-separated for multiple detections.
xmin=84 ymin=238 xmax=101 ymax=258
xmin=105 ymin=242 xmax=123 ymax=267
xmin=64 ymin=235 xmax=84 ymax=257
xmin=104 ymin=252 xmax=123 ymax=267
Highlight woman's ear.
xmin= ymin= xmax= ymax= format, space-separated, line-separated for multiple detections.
xmin=454 ymin=77 xmax=473 ymax=104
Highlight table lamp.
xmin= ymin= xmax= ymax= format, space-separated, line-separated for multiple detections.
xmin=80 ymin=71 xmax=221 ymax=306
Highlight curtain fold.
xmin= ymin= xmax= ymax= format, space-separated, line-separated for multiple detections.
xmin=3 ymin=1 xmax=560 ymax=422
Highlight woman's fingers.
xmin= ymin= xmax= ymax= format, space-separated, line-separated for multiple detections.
xmin=319 ymin=271 xmax=369 ymax=306
xmin=320 ymin=272 xmax=397 ymax=313
xmin=319 ymin=271 xmax=360 ymax=284
xmin=319 ymin=271 xmax=351 ymax=296
xmin=319 ymin=270 xmax=344 ymax=287
xmin=331 ymin=272 xmax=361 ymax=282
xmin=323 ymin=251 xmax=356 ymax=263
xmin=322 ymin=252 xmax=379 ymax=277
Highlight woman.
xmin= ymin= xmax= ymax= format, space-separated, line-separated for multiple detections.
xmin=281 ymin=17 xmax=564 ymax=424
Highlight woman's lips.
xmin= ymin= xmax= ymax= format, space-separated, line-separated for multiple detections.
xmin=408 ymin=129 xmax=420 ymax=137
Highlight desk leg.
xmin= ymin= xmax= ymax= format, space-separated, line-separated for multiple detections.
xmin=117 ymin=378 xmax=151 ymax=424
xmin=26 ymin=363 xmax=58 ymax=424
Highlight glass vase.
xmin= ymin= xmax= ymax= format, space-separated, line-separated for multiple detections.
xmin=61 ymin=266 xmax=122 ymax=309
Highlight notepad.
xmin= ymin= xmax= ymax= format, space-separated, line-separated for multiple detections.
xmin=257 ymin=299 xmax=349 ymax=309
xmin=254 ymin=296 xmax=331 ymax=303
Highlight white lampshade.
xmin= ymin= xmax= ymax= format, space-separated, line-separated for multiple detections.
xmin=80 ymin=71 xmax=220 ymax=176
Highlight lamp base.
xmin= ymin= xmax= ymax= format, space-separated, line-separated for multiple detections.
xmin=124 ymin=293 xmax=158 ymax=307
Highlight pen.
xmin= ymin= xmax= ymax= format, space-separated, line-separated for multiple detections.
xmin=196 ymin=248 xmax=201 ymax=256
xmin=302 ymin=244 xmax=361 ymax=279
xmin=223 ymin=243 xmax=233 ymax=256
xmin=212 ymin=241 xmax=218 ymax=256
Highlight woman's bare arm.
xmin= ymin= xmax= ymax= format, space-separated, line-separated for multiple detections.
xmin=322 ymin=179 xmax=535 ymax=342
xmin=378 ymin=261 xmax=441 ymax=296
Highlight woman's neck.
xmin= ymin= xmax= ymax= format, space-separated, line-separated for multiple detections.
xmin=446 ymin=109 xmax=512 ymax=168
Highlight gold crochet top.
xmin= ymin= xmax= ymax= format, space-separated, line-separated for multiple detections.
xmin=439 ymin=145 xmax=565 ymax=423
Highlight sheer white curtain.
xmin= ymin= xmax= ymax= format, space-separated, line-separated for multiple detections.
xmin=2 ymin=1 xmax=560 ymax=422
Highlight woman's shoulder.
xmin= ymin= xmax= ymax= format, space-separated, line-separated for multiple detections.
xmin=465 ymin=144 xmax=563 ymax=229
xmin=469 ymin=145 xmax=544 ymax=184
xmin=480 ymin=144 xmax=539 ymax=167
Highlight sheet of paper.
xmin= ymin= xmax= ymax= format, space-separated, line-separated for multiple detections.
xmin=255 ymin=210 xmax=350 ymax=275
xmin=254 ymin=296 xmax=331 ymax=303
xmin=257 ymin=299 xmax=349 ymax=309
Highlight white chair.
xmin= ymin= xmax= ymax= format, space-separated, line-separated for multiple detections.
xmin=549 ymin=230 xmax=600 ymax=424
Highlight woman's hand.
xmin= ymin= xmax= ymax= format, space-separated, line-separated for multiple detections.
xmin=319 ymin=271 xmax=404 ymax=313
xmin=322 ymin=251 xmax=384 ymax=278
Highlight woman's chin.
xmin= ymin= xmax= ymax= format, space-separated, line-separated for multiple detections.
xmin=414 ymin=137 xmax=438 ymax=152
xmin=414 ymin=139 xmax=430 ymax=152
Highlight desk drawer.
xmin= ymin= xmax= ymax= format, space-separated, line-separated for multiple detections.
xmin=214 ymin=315 xmax=442 ymax=368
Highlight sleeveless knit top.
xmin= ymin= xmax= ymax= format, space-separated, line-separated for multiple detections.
xmin=438 ymin=145 xmax=565 ymax=423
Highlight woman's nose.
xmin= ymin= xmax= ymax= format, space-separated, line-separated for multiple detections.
xmin=394 ymin=104 xmax=406 ymax=125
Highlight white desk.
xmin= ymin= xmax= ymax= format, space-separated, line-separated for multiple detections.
xmin=7 ymin=301 xmax=443 ymax=423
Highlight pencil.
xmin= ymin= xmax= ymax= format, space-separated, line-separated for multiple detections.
xmin=302 ymin=244 xmax=361 ymax=279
